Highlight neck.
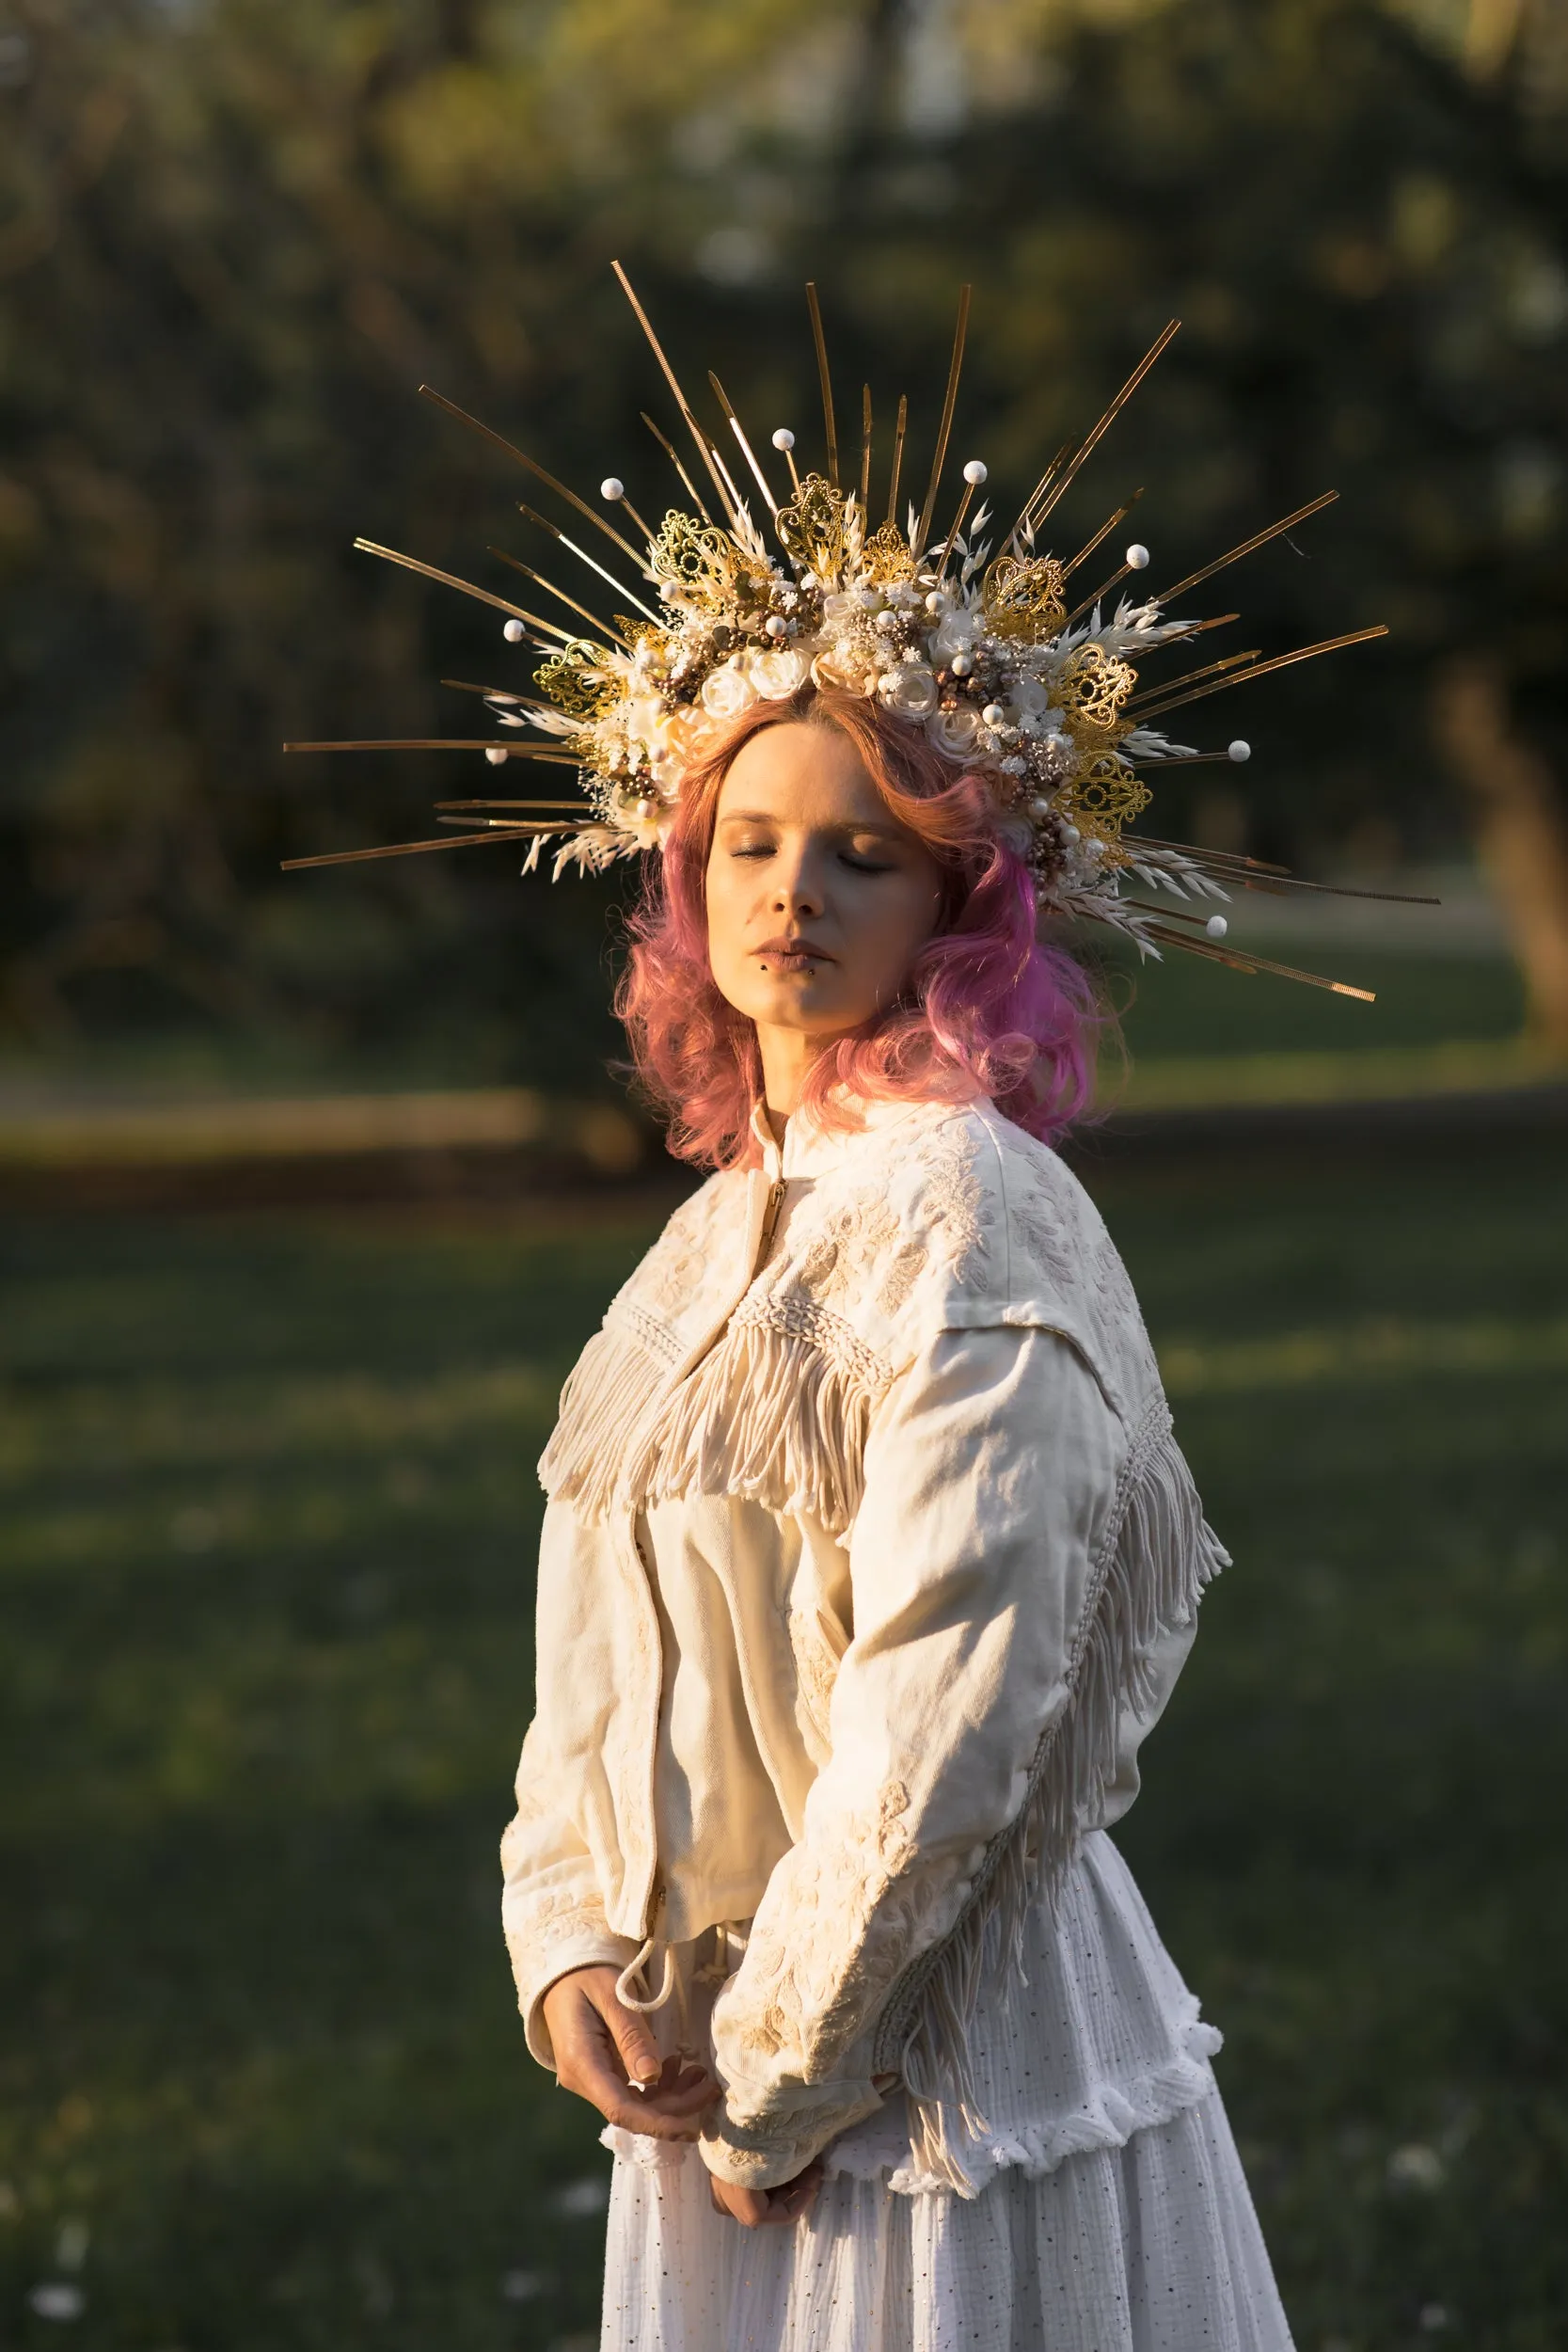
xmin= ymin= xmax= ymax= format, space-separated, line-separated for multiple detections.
xmin=753 ymin=1023 xmax=834 ymax=1140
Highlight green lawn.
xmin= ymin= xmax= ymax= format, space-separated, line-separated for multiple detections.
xmin=2 ymin=1127 xmax=1565 ymax=2350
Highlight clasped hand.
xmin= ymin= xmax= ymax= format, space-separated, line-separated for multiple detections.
xmin=539 ymin=1964 xmax=822 ymax=2227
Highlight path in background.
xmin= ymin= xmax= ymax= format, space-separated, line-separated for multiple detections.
xmin=1 ymin=1123 xmax=1565 ymax=2348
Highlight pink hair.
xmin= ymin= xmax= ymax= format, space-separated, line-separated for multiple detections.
xmin=615 ymin=688 xmax=1103 ymax=1170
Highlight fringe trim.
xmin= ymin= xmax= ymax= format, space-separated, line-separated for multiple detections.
xmin=872 ymin=1392 xmax=1228 ymax=2192
xmin=539 ymin=1304 xmax=890 ymax=1538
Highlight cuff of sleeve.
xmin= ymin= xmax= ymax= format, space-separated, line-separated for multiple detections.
xmin=512 ymin=1930 xmax=642 ymax=2071
xmin=699 ymin=2078 xmax=885 ymax=2189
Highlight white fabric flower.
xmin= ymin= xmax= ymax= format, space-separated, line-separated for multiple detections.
xmin=878 ymin=664 xmax=940 ymax=722
xmin=663 ymin=704 xmax=719 ymax=762
xmin=701 ymin=658 xmax=758 ymax=720
xmin=747 ymin=646 xmax=811 ymax=700
xmin=931 ymin=607 xmax=980 ymax=663
xmin=927 ymin=705 xmax=986 ymax=758
xmin=1008 ymin=675 xmax=1052 ymax=718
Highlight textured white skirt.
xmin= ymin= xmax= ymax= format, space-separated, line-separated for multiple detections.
xmin=600 ymin=1833 xmax=1295 ymax=2351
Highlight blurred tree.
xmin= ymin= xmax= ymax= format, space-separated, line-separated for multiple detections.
xmin=0 ymin=0 xmax=1563 ymax=1068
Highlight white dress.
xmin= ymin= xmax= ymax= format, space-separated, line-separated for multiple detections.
xmin=501 ymin=1097 xmax=1297 ymax=2348
xmin=598 ymin=1835 xmax=1291 ymax=2351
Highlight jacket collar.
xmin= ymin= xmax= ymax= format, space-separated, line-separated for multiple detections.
xmin=749 ymin=1090 xmax=964 ymax=1184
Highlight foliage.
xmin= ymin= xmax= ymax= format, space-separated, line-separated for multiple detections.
xmin=1 ymin=1130 xmax=1566 ymax=2344
xmin=0 ymin=0 xmax=1564 ymax=1061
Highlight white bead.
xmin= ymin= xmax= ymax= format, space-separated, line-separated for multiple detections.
xmin=1206 ymin=914 xmax=1229 ymax=940
xmin=485 ymin=747 xmax=508 ymax=766
xmin=961 ymin=459 xmax=988 ymax=485
xmin=982 ymin=703 xmax=1006 ymax=726
xmin=636 ymin=798 xmax=657 ymax=820
xmin=875 ymin=609 xmax=898 ymax=631
xmin=771 ymin=428 xmax=796 ymax=452
xmin=925 ymin=590 xmax=948 ymax=615
xmin=600 ymin=476 xmax=625 ymax=501
xmin=1028 ymin=796 xmax=1052 ymax=818
xmin=1125 ymin=543 xmax=1150 ymax=570
xmin=765 ymin=614 xmax=787 ymax=637
xmin=950 ymin=651 xmax=973 ymax=675
xmin=502 ymin=617 xmax=526 ymax=643
xmin=1062 ymin=822 xmax=1081 ymax=844
xmin=1227 ymin=739 xmax=1251 ymax=762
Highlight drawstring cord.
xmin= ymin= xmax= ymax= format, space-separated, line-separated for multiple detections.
xmin=614 ymin=1933 xmax=675 ymax=2015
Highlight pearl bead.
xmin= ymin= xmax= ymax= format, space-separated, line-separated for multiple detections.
xmin=1227 ymin=739 xmax=1251 ymax=762
xmin=765 ymin=614 xmax=787 ymax=637
xmin=600 ymin=477 xmax=625 ymax=501
xmin=874 ymin=610 xmax=898 ymax=631
xmin=1206 ymin=914 xmax=1229 ymax=940
xmin=1062 ymin=822 xmax=1081 ymax=844
xmin=503 ymin=617 xmax=526 ymax=643
xmin=1028 ymin=797 xmax=1052 ymax=818
xmin=636 ymin=798 xmax=656 ymax=820
xmin=982 ymin=703 xmax=1006 ymax=726
xmin=1125 ymin=543 xmax=1150 ymax=570
xmin=962 ymin=459 xmax=988 ymax=485
xmin=771 ymin=428 xmax=795 ymax=452
xmin=925 ymin=591 xmax=947 ymax=616
xmin=485 ymin=747 xmax=508 ymax=766
xmin=950 ymin=651 xmax=973 ymax=675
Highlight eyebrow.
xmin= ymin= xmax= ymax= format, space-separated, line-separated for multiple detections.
xmin=715 ymin=810 xmax=907 ymax=840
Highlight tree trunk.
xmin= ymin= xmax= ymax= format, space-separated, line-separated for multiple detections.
xmin=1433 ymin=654 xmax=1568 ymax=1049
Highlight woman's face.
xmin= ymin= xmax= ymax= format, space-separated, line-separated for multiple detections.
xmin=705 ymin=721 xmax=944 ymax=1043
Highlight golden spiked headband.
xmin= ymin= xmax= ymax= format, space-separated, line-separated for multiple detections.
xmin=286 ymin=267 xmax=1434 ymax=996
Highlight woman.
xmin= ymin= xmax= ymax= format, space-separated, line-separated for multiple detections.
xmin=500 ymin=687 xmax=1296 ymax=2350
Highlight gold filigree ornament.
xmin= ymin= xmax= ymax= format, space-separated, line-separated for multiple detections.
xmin=284 ymin=265 xmax=1433 ymax=1001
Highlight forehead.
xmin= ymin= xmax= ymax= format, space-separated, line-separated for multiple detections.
xmin=715 ymin=723 xmax=890 ymax=828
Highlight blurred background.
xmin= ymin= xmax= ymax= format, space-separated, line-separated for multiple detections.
xmin=1 ymin=1 xmax=1566 ymax=2346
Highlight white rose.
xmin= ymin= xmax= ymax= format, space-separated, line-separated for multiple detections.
xmin=1009 ymin=675 xmax=1052 ymax=718
xmin=664 ymin=703 xmax=719 ymax=762
xmin=927 ymin=704 xmax=986 ymax=759
xmin=811 ymin=647 xmax=878 ymax=695
xmin=931 ymin=608 xmax=979 ymax=664
xmin=700 ymin=657 xmax=758 ymax=720
xmin=878 ymin=663 xmax=940 ymax=721
xmin=747 ymin=646 xmax=811 ymax=700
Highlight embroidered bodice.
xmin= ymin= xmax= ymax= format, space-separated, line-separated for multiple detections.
xmin=500 ymin=1095 xmax=1227 ymax=2190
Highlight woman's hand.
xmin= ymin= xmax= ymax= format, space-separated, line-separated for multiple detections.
xmin=540 ymin=1964 xmax=718 ymax=2139
xmin=708 ymin=2158 xmax=823 ymax=2228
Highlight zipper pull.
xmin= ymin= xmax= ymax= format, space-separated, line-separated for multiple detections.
xmin=753 ymin=1177 xmax=785 ymax=1275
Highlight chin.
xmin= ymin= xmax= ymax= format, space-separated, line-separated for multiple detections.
xmin=746 ymin=979 xmax=863 ymax=1031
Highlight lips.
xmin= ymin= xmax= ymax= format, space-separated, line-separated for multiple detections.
xmin=754 ymin=935 xmax=834 ymax=970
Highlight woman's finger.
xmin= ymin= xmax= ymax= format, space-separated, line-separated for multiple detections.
xmin=590 ymin=1980 xmax=665 ymax=2090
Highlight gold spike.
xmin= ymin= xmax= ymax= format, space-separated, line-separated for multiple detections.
xmin=708 ymin=371 xmax=783 ymax=516
xmin=616 ymin=493 xmax=657 ymax=544
xmin=1031 ymin=321 xmax=1180 ymax=532
xmin=1064 ymin=491 xmax=1144 ymax=580
xmin=1123 ymin=649 xmax=1261 ymax=713
xmin=281 ymin=830 xmax=562 ymax=871
xmin=859 ymin=386 xmax=873 ymax=511
xmin=914 ymin=283 xmax=972 ymax=556
xmin=436 ymin=814 xmax=570 ymax=830
xmin=513 ymin=506 xmax=664 ymax=628
xmin=805 ymin=281 xmax=838 ymax=488
xmin=436 ymin=799 xmax=590 ymax=811
xmin=612 ymin=261 xmax=739 ymax=523
xmin=885 ymin=394 xmax=909 ymax=530
xmin=705 ymin=438 xmax=750 ymax=524
xmin=352 ymin=540 xmax=583 ymax=646
xmin=641 ymin=412 xmax=713 ymax=523
xmin=1157 ymin=491 xmax=1339 ymax=604
xmin=1140 ymin=919 xmax=1375 ymax=999
xmin=1125 ymin=626 xmax=1388 ymax=723
xmin=282 ymin=739 xmax=581 ymax=758
xmin=1007 ymin=444 xmax=1069 ymax=548
xmin=439 ymin=678 xmax=562 ymax=712
xmin=418 ymin=386 xmax=648 ymax=571
xmin=485 ymin=551 xmax=627 ymax=647
xmin=933 ymin=478 xmax=981 ymax=587
xmin=1058 ymin=560 xmax=1147 ymax=631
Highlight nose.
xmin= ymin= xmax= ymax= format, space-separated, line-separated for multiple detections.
xmin=770 ymin=840 xmax=825 ymax=921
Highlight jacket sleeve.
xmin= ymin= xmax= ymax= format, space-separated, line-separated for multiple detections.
xmin=701 ymin=1321 xmax=1132 ymax=2188
xmin=500 ymin=1720 xmax=641 ymax=2071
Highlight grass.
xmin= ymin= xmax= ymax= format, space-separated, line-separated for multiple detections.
xmin=1 ymin=1127 xmax=1565 ymax=2350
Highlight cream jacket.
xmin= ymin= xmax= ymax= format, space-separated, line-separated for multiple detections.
xmin=501 ymin=1095 xmax=1226 ymax=2190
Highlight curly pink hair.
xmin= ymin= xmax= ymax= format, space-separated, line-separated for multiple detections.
xmin=615 ymin=688 xmax=1102 ymax=1169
